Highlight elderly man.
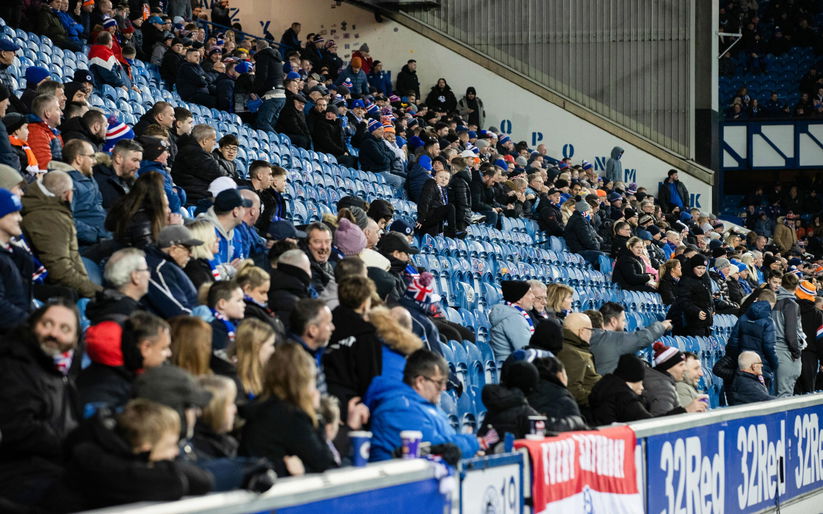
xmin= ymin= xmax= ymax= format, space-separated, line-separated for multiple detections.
xmin=268 ymin=248 xmax=313 ymax=330
xmin=234 ymin=189 xmax=267 ymax=260
xmin=172 ymin=124 xmax=224 ymax=204
xmin=143 ymin=225 xmax=203 ymax=318
xmin=730 ymin=351 xmax=774 ymax=405
xmin=86 ymin=248 xmax=150 ymax=324
xmin=301 ymin=222 xmax=335 ymax=295
xmin=556 ymin=312 xmax=601 ymax=409
xmin=489 ymin=280 xmax=536 ymax=361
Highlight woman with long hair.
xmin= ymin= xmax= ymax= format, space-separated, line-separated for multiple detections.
xmin=239 ymin=342 xmax=338 ymax=476
xmin=169 ymin=316 xmax=213 ymax=377
xmin=657 ymin=259 xmax=682 ymax=305
xmin=613 ymin=236 xmax=657 ymax=292
xmin=545 ymin=283 xmax=574 ymax=321
xmin=227 ymin=318 xmax=276 ymax=401
xmin=104 ymin=171 xmax=169 ymax=248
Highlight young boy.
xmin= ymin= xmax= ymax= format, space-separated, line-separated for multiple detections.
xmin=208 ymin=280 xmax=246 ymax=351
xmin=63 ymin=399 xmax=213 ymax=510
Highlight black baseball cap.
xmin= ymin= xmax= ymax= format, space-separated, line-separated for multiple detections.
xmin=378 ymin=231 xmax=420 ymax=255
xmin=266 ymin=220 xmax=307 ymax=240
xmin=214 ymin=188 xmax=253 ymax=212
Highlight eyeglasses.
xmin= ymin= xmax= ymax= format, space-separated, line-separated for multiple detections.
xmin=222 ymin=145 xmax=239 ymax=152
xmin=421 ymin=376 xmax=448 ymax=389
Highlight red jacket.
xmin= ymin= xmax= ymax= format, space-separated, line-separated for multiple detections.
xmin=28 ymin=121 xmax=62 ymax=171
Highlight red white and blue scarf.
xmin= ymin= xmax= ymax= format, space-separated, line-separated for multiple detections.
xmin=507 ymin=302 xmax=535 ymax=333
xmin=212 ymin=309 xmax=237 ymax=342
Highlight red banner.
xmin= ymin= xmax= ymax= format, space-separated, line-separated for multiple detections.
xmin=514 ymin=426 xmax=642 ymax=513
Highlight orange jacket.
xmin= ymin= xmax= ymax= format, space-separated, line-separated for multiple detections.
xmin=28 ymin=121 xmax=62 ymax=171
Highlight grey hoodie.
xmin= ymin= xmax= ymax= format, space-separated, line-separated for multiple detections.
xmin=605 ymin=146 xmax=624 ymax=183
xmin=590 ymin=321 xmax=668 ymax=375
xmin=770 ymin=287 xmax=806 ymax=357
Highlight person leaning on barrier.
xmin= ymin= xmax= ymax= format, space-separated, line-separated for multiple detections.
xmin=729 ymin=351 xmax=774 ymax=405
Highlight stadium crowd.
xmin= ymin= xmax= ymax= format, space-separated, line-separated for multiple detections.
xmin=0 ymin=1 xmax=821 ymax=511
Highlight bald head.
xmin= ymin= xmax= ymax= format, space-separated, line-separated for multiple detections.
xmin=239 ymin=189 xmax=260 ymax=225
xmin=278 ymin=248 xmax=312 ymax=277
xmin=43 ymin=170 xmax=73 ymax=199
xmin=564 ymin=312 xmax=592 ymax=343
xmin=390 ymin=306 xmax=412 ymax=330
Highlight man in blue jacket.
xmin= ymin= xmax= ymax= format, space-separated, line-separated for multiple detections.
xmin=726 ymin=290 xmax=779 ymax=387
xmin=365 ymin=349 xmax=480 ymax=461
xmin=144 ymin=225 xmax=202 ymax=318
xmin=730 ymin=351 xmax=774 ymax=405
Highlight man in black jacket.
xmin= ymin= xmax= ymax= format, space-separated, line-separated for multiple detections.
xmin=448 ymin=162 xmax=473 ymax=238
xmin=536 ymin=188 xmax=564 ymax=236
xmin=730 ymin=351 xmax=774 ymax=405
xmin=470 ymin=164 xmax=501 ymax=228
xmin=86 ymin=247 xmax=150 ymax=324
xmin=268 ymin=249 xmax=313 ymax=332
xmin=60 ymin=109 xmax=107 ymax=152
xmin=359 ymin=119 xmax=403 ymax=191
xmin=312 ymin=105 xmax=355 ymax=167
xmin=276 ymin=92 xmax=312 ymax=150
xmin=0 ymin=187 xmax=33 ymax=334
xmin=253 ymin=39 xmax=285 ymax=132
xmin=658 ymin=169 xmax=690 ymax=213
xmin=177 ymin=48 xmax=215 ymax=108
xmin=0 ymin=300 xmax=81 ymax=506
xmin=93 ymin=139 xmax=143 ymax=210
xmin=160 ymin=38 xmax=185 ymax=91
xmin=564 ymin=200 xmax=604 ymax=269
xmin=395 ymin=59 xmax=420 ymax=98
xmin=171 ymin=124 xmax=224 ymax=204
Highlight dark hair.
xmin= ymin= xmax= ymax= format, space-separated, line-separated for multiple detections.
xmin=95 ymin=31 xmax=112 ymax=45
xmin=268 ymin=240 xmax=298 ymax=265
xmin=599 ymin=302 xmax=625 ymax=326
xmin=207 ymin=280 xmax=241 ymax=309
xmin=683 ymin=351 xmax=698 ymax=361
xmin=82 ymin=109 xmax=107 ymax=127
xmin=613 ymin=221 xmax=630 ymax=235
xmin=337 ymin=275 xmax=374 ymax=310
xmin=112 ymin=139 xmax=144 ymax=158
xmin=781 ymin=273 xmax=799 ymax=290
xmin=125 ymin=311 xmax=170 ymax=346
xmin=218 ymin=134 xmax=239 ymax=147
xmin=62 ymin=138 xmax=92 ymax=164
xmin=533 ymin=355 xmax=565 ymax=381
xmin=668 ymin=169 xmax=678 ymax=177
xmin=403 ymin=349 xmax=448 ymax=386
xmin=28 ymin=298 xmax=80 ymax=338
xmin=174 ymin=106 xmax=192 ymax=121
xmin=334 ymin=256 xmax=366 ymax=283
xmin=249 ymin=160 xmax=271 ymax=179
xmin=105 ymin=172 xmax=167 ymax=242
xmin=152 ymin=101 xmax=173 ymax=116
xmin=583 ymin=309 xmax=603 ymax=329
xmin=766 ymin=270 xmax=783 ymax=281
xmin=290 ymin=299 xmax=327 ymax=336
xmin=271 ymin=165 xmax=287 ymax=178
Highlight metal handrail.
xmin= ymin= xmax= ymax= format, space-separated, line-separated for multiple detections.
xmin=194 ymin=18 xmax=279 ymax=48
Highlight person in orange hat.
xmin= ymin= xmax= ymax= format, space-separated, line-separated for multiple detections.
xmin=334 ymin=55 xmax=368 ymax=96
xmin=796 ymin=280 xmax=823 ymax=393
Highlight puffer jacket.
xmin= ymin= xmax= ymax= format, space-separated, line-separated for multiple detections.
xmin=334 ymin=65 xmax=369 ymax=96
xmin=527 ymin=372 xmax=589 ymax=432
xmin=479 ymin=384 xmax=538 ymax=440
xmin=449 ymin=167 xmax=473 ymax=233
xmin=642 ymin=366 xmax=687 ymax=417
xmin=726 ymin=300 xmax=779 ymax=379
xmin=489 ymin=303 xmax=532 ymax=361
xmin=76 ymin=320 xmax=142 ymax=414
xmin=613 ymin=247 xmax=655 ymax=292
xmin=564 ymin=211 xmax=601 ymax=253
xmin=138 ymin=160 xmax=186 ymax=214
xmin=171 ymin=134 xmax=225 ymax=204
xmin=21 ymin=180 xmax=101 ymax=298
xmin=729 ymin=370 xmax=773 ymax=405
xmin=556 ymin=329 xmax=601 ymax=407
xmin=589 ymin=373 xmax=654 ymax=425
xmin=68 ymin=167 xmax=111 ymax=245
xmin=673 ymin=271 xmax=714 ymax=333
xmin=771 ymin=287 xmax=804 ymax=358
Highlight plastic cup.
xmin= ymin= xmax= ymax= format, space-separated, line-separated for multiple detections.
xmin=400 ymin=430 xmax=423 ymax=458
xmin=349 ymin=431 xmax=372 ymax=467
xmin=528 ymin=415 xmax=547 ymax=438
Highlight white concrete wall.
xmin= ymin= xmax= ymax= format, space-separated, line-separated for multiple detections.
xmin=231 ymin=0 xmax=713 ymax=211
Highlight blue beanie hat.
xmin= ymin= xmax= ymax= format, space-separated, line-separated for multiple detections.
xmin=408 ymin=135 xmax=425 ymax=150
xmin=581 ymin=160 xmax=593 ymax=170
xmin=499 ymin=135 xmax=511 ymax=144
xmin=25 ymin=66 xmax=51 ymax=87
xmin=349 ymin=99 xmax=365 ymax=109
xmin=367 ymin=118 xmax=383 ymax=133
xmin=418 ymin=155 xmax=433 ymax=171
xmin=103 ymin=116 xmax=135 ymax=153
xmin=494 ymin=158 xmax=507 ymax=169
xmin=234 ymin=61 xmax=252 ymax=74
xmin=0 ymin=188 xmax=23 ymax=218
xmin=286 ymin=71 xmax=301 ymax=80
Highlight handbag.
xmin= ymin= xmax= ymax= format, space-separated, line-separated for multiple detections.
xmin=712 ymin=352 xmax=738 ymax=381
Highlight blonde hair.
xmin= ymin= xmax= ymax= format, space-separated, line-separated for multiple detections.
xmin=169 ymin=316 xmax=213 ymax=377
xmin=229 ymin=318 xmax=275 ymax=397
xmin=187 ymin=220 xmax=217 ymax=260
xmin=546 ymin=283 xmax=574 ymax=313
xmin=198 ymin=375 xmax=237 ymax=434
xmin=318 ymin=395 xmax=341 ymax=426
xmin=262 ymin=342 xmax=318 ymax=426
xmin=236 ymin=265 xmax=270 ymax=291
xmin=116 ymin=399 xmax=180 ymax=449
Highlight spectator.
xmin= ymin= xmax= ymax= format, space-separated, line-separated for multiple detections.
xmin=0 ymin=187 xmax=33 ymax=333
xmin=279 ymin=22 xmax=302 ymax=59
xmin=0 ymin=299 xmax=80 ymax=506
xmin=180 ymin=220 xmax=217 ymax=288
xmin=424 ymin=78 xmax=457 ymax=113
xmin=613 ymin=236 xmax=657 ymax=292
xmin=207 ymin=280 xmax=246 ymax=351
xmin=470 ymin=164 xmax=501 ymax=229
xmin=236 ymin=266 xmax=283 ymax=335
xmin=771 ymin=273 xmax=803 ymax=397
xmin=104 ymin=171 xmax=168 ymax=250
xmin=268 ymin=248 xmax=313 ymax=330
xmin=62 ymin=139 xmax=111 ymax=245
xmin=359 ymin=119 xmax=402 ymax=190
xmin=367 ymin=60 xmax=392 ymax=96
xmin=143 ymin=224 xmax=202 ymax=317
xmin=193 ymin=375 xmax=239 ymax=460
xmin=172 ymin=124 xmax=223 ymax=204
xmin=21 ymin=169 xmax=101 ymax=297
xmin=213 ymin=134 xmax=240 ymax=180
xmin=19 ymin=66 xmax=52 ymax=112
xmin=395 ymin=59 xmax=420 ymax=98
xmin=589 ymin=353 xmax=653 ymax=425
xmin=416 ymin=165 xmax=451 ymax=236
xmin=28 ymin=94 xmax=63 ymax=171
xmin=489 ymin=280 xmax=535 ymax=361
xmin=240 ymin=342 xmax=339 ymax=476
xmin=301 ymin=222 xmax=335 ymax=297
xmin=0 ymin=85 xmax=19 ymax=171
xmin=311 ymin=105 xmax=352 ymax=165
xmin=169 ymin=316 xmax=213 ymax=378
xmin=77 ymin=311 xmax=171 ymax=414
xmin=134 ymin=101 xmax=176 ymax=150
xmin=675 ymin=352 xmax=704 ymax=408
xmin=38 ymin=0 xmax=83 ymax=51
xmin=527 ymin=280 xmax=549 ymax=322
xmin=457 ymin=87 xmax=485 ymax=128
xmin=136 ymin=136 xmax=183 ymax=213
xmin=288 ymin=298 xmax=334 ymax=396
xmin=564 ymin=199 xmax=603 ymax=269
xmin=773 ymin=215 xmax=798 ymax=254
xmin=643 ymin=341 xmax=708 ymax=416
xmin=479 ymin=359 xmax=540 ymax=441
xmin=527 ymin=354 xmax=589 ymax=432
xmin=556 ymin=312 xmax=600 ymax=409
xmin=604 ymin=146 xmax=623 ymax=184
xmin=94 ymin=138 xmax=142 ymax=210
xmin=335 ymin=57 xmax=368 ymax=96
xmin=797 ymin=281 xmax=823 ymax=393
xmin=658 ymin=169 xmax=690 ymax=213
xmin=88 ymin=31 xmax=125 ymax=88
xmin=177 ymin=48 xmax=216 ymax=108
xmin=365 ymin=349 xmax=480 ymax=461
xmin=276 ymin=92 xmax=312 ymax=150
xmin=729 ymin=351 xmax=774 ymax=405
xmin=658 ymin=259 xmax=681 ymax=305
xmin=5 ymin=111 xmax=39 ymax=176
xmin=226 ymin=317 xmax=276 ymax=402
xmin=674 ymin=254 xmax=714 ymax=336
xmin=199 ymin=188 xmax=252 ymax=270
xmin=725 ymin=289 xmax=778 ymax=388
xmin=86 ymin=248 xmax=150 ymax=324
xmin=589 ymin=302 xmax=670 ymax=375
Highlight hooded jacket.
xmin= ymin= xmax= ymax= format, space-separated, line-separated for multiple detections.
xmin=171 ymin=134 xmax=225 ymax=204
xmin=589 ymin=374 xmax=654 ymax=425
xmin=76 ymin=320 xmax=142 ymax=414
xmin=424 ymin=83 xmax=457 ymax=113
xmin=21 ymin=180 xmax=101 ymax=297
xmin=252 ymin=47 xmax=284 ymax=95
xmin=489 ymin=303 xmax=532 ymax=361
xmin=642 ymin=366 xmax=687 ymax=416
xmin=729 ymin=370 xmax=773 ymax=405
xmin=658 ymin=178 xmax=689 ymax=213
xmin=674 ymin=265 xmax=714 ymax=333
xmin=395 ymin=63 xmax=420 ymax=98
xmin=479 ymin=384 xmax=538 ymax=439
xmin=556 ymin=329 xmax=601 ymax=407
xmin=726 ymin=300 xmax=779 ymax=378
xmin=589 ymin=321 xmax=668 ymax=375
xmin=771 ymin=287 xmax=804 ymax=358
xmin=138 ymin=159 xmax=186 ymax=214
xmin=364 ymin=375 xmax=480 ymax=461
xmin=604 ymin=146 xmax=624 ymax=183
